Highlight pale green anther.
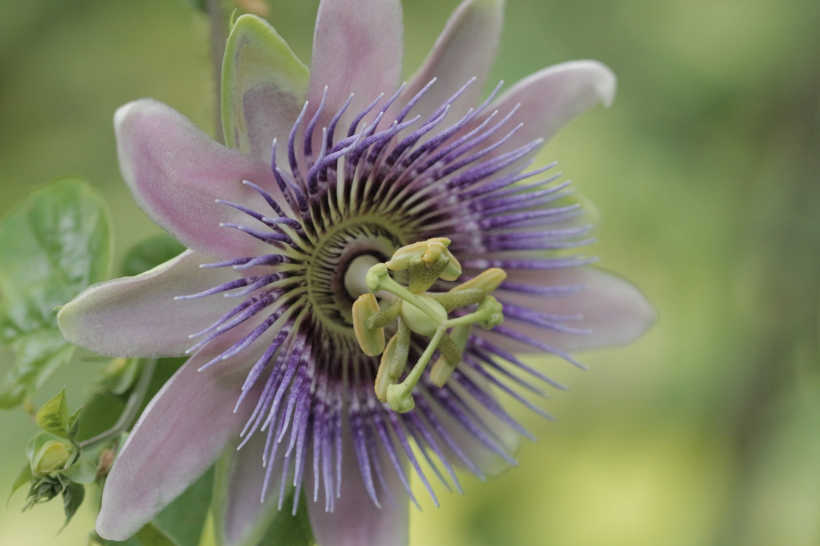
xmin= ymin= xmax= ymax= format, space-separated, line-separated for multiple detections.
xmin=450 ymin=268 xmax=507 ymax=294
xmin=366 ymin=300 xmax=402 ymax=330
xmin=374 ymin=319 xmax=411 ymax=402
xmin=408 ymin=254 xmax=451 ymax=294
xmin=426 ymin=288 xmax=486 ymax=312
xmin=352 ymin=293 xmax=385 ymax=356
xmin=389 ymin=320 xmax=412 ymax=379
xmin=430 ymin=324 xmax=471 ymax=387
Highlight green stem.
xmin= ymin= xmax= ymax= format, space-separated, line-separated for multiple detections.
xmin=78 ymin=359 xmax=157 ymax=449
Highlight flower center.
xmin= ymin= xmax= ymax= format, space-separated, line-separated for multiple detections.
xmin=303 ymin=218 xmax=403 ymax=332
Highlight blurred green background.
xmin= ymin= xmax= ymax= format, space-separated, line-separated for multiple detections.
xmin=2 ymin=0 xmax=819 ymax=544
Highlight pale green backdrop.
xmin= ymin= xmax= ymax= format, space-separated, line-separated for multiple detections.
xmin=1 ymin=0 xmax=819 ymax=544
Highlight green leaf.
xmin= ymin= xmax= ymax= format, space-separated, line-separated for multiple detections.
xmin=10 ymin=463 xmax=32 ymax=498
xmin=135 ymin=522 xmax=181 ymax=546
xmin=222 ymin=14 xmax=309 ymax=156
xmin=68 ymin=406 xmax=82 ymax=439
xmin=60 ymin=481 xmax=84 ymax=531
xmin=36 ymin=389 xmax=70 ymax=437
xmin=62 ymin=458 xmax=97 ymax=484
xmin=121 ymin=234 xmax=185 ymax=277
xmin=152 ymin=467 xmax=214 ymax=546
xmin=0 ymin=177 xmax=112 ymax=408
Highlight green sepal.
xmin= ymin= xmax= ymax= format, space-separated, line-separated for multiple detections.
xmin=59 ymin=481 xmax=84 ymax=532
xmin=36 ymin=389 xmax=70 ymax=438
xmin=0 ymin=177 xmax=112 ymax=409
xmin=221 ymin=14 xmax=309 ymax=154
xmin=68 ymin=406 xmax=82 ymax=439
xmin=10 ymin=463 xmax=32 ymax=498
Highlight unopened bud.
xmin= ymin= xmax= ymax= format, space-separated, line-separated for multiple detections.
xmin=32 ymin=440 xmax=72 ymax=475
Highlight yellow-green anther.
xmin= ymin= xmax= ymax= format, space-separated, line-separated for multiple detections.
xmin=366 ymin=300 xmax=402 ymax=329
xmin=450 ymin=268 xmax=507 ymax=293
xmin=436 ymin=333 xmax=463 ymax=366
xmin=400 ymin=295 xmax=447 ymax=337
xmin=374 ymin=319 xmax=411 ymax=402
xmin=426 ymin=288 xmax=486 ymax=312
xmin=439 ymin=251 xmax=462 ymax=281
xmin=430 ymin=324 xmax=471 ymax=387
xmin=385 ymin=237 xmax=451 ymax=271
xmin=375 ymin=333 xmax=398 ymax=401
xmin=352 ymin=293 xmax=385 ymax=356
xmin=387 ymin=326 xmax=447 ymax=413
xmin=408 ymin=254 xmax=451 ymax=294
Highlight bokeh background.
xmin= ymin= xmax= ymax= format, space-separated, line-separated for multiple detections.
xmin=2 ymin=0 xmax=820 ymax=544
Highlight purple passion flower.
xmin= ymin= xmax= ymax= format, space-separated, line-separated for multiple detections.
xmin=57 ymin=1 xmax=655 ymax=545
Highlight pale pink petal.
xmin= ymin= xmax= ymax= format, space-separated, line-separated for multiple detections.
xmin=306 ymin=430 xmax=409 ymax=546
xmin=214 ymin=432 xmax=287 ymax=546
xmin=115 ymin=99 xmax=289 ymax=261
xmin=58 ymin=250 xmax=240 ymax=358
xmin=399 ymin=0 xmax=504 ymax=124
xmin=478 ymin=266 xmax=656 ymax=354
xmin=306 ymin=0 xmax=403 ymax=136
xmin=458 ymin=60 xmax=616 ymax=160
xmin=222 ymin=14 xmax=310 ymax=162
xmin=95 ymin=321 xmax=272 ymax=541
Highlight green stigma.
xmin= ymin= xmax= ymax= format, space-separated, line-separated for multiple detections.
xmin=352 ymin=238 xmax=507 ymax=413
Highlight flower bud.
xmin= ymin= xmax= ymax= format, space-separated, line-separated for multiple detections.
xmin=32 ymin=439 xmax=73 ymax=476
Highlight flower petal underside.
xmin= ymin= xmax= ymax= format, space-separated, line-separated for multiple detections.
xmin=115 ymin=99 xmax=291 ymax=261
xmin=57 ymin=250 xmax=241 ymax=358
xmin=222 ymin=14 xmax=310 ymax=163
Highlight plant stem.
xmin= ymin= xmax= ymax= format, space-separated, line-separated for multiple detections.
xmin=78 ymin=359 xmax=157 ymax=449
xmin=207 ymin=0 xmax=226 ymax=145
